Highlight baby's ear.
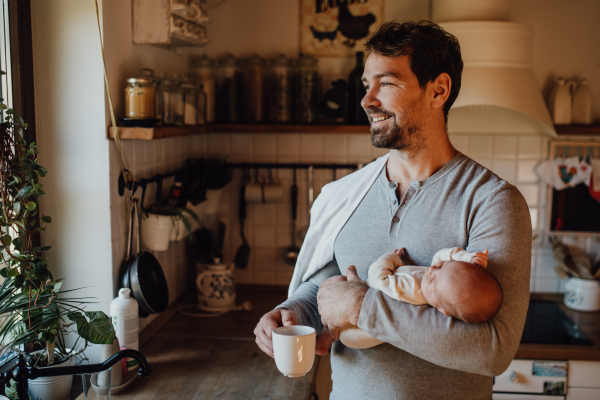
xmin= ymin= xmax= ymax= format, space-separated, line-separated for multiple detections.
xmin=437 ymin=307 xmax=448 ymax=316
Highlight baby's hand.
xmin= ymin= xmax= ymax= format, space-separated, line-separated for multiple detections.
xmin=471 ymin=249 xmax=489 ymax=268
xmin=393 ymin=248 xmax=405 ymax=257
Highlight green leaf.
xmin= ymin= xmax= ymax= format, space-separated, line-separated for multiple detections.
xmin=1 ymin=234 xmax=11 ymax=247
xmin=7 ymin=268 xmax=19 ymax=278
xmin=34 ymin=183 xmax=43 ymax=190
xmin=12 ymin=202 xmax=21 ymax=215
xmin=53 ymin=282 xmax=62 ymax=292
xmin=25 ymin=202 xmax=36 ymax=211
xmin=41 ymin=246 xmax=51 ymax=251
xmin=12 ymin=237 xmax=21 ymax=250
xmin=36 ymin=166 xmax=47 ymax=177
xmin=68 ymin=311 xmax=115 ymax=345
xmin=13 ymin=275 xmax=24 ymax=288
xmin=41 ymin=215 xmax=52 ymax=224
xmin=16 ymin=185 xmax=32 ymax=199
xmin=0 ymin=268 xmax=7 ymax=278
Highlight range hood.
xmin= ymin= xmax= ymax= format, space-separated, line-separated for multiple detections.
xmin=433 ymin=2 xmax=556 ymax=137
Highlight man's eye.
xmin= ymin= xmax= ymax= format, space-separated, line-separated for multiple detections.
xmin=381 ymin=82 xmax=390 ymax=87
xmin=364 ymin=85 xmax=370 ymax=90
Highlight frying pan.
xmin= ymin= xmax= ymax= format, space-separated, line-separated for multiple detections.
xmin=119 ymin=198 xmax=169 ymax=317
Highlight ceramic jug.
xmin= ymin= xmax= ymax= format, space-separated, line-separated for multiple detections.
xmin=196 ymin=263 xmax=236 ymax=310
xmin=549 ymin=77 xmax=577 ymax=125
xmin=572 ymin=78 xmax=593 ymax=125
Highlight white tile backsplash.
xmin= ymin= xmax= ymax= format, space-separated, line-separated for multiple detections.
xmin=110 ymin=131 xmax=579 ymax=294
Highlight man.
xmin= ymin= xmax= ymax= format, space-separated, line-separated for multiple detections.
xmin=255 ymin=21 xmax=531 ymax=399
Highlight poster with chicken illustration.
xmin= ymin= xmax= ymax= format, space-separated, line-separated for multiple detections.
xmin=300 ymin=0 xmax=384 ymax=57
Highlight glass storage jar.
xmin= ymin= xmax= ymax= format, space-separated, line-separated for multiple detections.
xmin=124 ymin=78 xmax=156 ymax=119
xmin=137 ymin=68 xmax=162 ymax=120
xmin=268 ymin=54 xmax=293 ymax=123
xmin=295 ymin=55 xmax=319 ymax=123
xmin=159 ymin=75 xmax=184 ymax=125
xmin=191 ymin=55 xmax=216 ymax=123
xmin=217 ymin=54 xmax=244 ymax=123
xmin=197 ymin=83 xmax=207 ymax=124
xmin=245 ymin=54 xmax=265 ymax=122
xmin=181 ymin=82 xmax=199 ymax=125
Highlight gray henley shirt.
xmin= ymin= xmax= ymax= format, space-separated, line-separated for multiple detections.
xmin=278 ymin=152 xmax=531 ymax=400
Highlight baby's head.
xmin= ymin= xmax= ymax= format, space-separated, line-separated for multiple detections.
xmin=420 ymin=260 xmax=503 ymax=324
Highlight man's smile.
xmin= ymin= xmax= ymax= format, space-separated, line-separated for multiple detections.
xmin=371 ymin=115 xmax=392 ymax=123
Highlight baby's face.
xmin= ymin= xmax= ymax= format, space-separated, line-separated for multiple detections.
xmin=420 ymin=260 xmax=463 ymax=315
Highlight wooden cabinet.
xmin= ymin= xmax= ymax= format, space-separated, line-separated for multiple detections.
xmin=132 ymin=0 xmax=209 ymax=48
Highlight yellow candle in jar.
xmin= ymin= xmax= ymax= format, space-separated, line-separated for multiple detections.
xmin=125 ymin=78 xmax=156 ymax=119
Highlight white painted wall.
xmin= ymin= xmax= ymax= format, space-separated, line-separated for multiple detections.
xmin=30 ymin=0 xmax=112 ymax=361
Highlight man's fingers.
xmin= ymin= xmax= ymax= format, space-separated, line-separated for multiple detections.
xmin=281 ymin=309 xmax=297 ymax=326
xmin=329 ymin=328 xmax=340 ymax=340
xmin=315 ymin=327 xmax=335 ymax=356
xmin=346 ymin=265 xmax=362 ymax=283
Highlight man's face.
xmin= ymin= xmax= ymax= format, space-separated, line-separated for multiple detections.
xmin=360 ymin=53 xmax=428 ymax=150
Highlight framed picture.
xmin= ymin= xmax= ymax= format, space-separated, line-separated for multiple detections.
xmin=300 ymin=0 xmax=384 ymax=57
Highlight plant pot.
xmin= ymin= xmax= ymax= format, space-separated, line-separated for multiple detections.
xmin=141 ymin=213 xmax=172 ymax=251
xmin=28 ymin=351 xmax=75 ymax=400
xmin=170 ymin=217 xmax=188 ymax=242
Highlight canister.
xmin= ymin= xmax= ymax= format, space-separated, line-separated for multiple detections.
xmin=563 ymin=277 xmax=600 ymax=311
xmin=124 ymin=78 xmax=156 ymax=119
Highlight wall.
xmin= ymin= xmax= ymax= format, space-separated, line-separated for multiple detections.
xmin=31 ymin=0 xmax=112 ymax=361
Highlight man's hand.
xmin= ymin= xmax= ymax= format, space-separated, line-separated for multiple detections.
xmin=254 ymin=308 xmax=297 ymax=358
xmin=316 ymin=327 xmax=336 ymax=356
xmin=317 ymin=265 xmax=368 ymax=340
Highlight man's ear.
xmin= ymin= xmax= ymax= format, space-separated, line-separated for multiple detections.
xmin=429 ymin=73 xmax=451 ymax=111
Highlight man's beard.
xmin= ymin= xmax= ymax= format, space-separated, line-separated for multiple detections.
xmin=368 ymin=108 xmax=423 ymax=150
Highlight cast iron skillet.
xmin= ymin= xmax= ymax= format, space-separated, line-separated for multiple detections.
xmin=119 ymin=198 xmax=169 ymax=317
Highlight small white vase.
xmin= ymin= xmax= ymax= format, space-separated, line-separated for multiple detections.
xmin=141 ymin=213 xmax=172 ymax=251
xmin=572 ymin=79 xmax=593 ymax=125
xmin=549 ymin=77 xmax=577 ymax=125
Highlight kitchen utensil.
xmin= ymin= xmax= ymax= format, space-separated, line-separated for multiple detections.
xmin=120 ymin=198 xmax=169 ymax=317
xmin=298 ymin=165 xmax=314 ymax=241
xmin=233 ymin=181 xmax=251 ymax=269
xmin=263 ymin=168 xmax=283 ymax=203
xmin=272 ymin=326 xmax=316 ymax=378
xmin=284 ymin=168 xmax=300 ymax=266
xmin=245 ymin=168 xmax=263 ymax=203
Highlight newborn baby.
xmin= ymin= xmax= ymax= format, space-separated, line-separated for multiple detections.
xmin=339 ymin=247 xmax=503 ymax=349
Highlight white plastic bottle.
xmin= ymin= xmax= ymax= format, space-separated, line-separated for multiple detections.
xmin=110 ymin=288 xmax=139 ymax=371
xmin=572 ymin=78 xmax=593 ymax=125
xmin=549 ymin=77 xmax=577 ymax=125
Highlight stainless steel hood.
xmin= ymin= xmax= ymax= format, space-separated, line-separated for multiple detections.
xmin=433 ymin=1 xmax=556 ymax=137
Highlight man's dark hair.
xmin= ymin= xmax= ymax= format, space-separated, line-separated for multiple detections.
xmin=365 ymin=21 xmax=463 ymax=122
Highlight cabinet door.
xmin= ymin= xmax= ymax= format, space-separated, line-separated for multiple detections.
xmin=567 ymin=387 xmax=600 ymax=400
xmin=569 ymin=361 xmax=600 ymax=388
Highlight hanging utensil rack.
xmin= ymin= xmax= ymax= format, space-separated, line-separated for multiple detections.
xmin=118 ymin=161 xmax=365 ymax=209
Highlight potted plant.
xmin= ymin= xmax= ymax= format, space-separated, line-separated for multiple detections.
xmin=0 ymin=77 xmax=116 ymax=400
xmin=141 ymin=203 xmax=200 ymax=250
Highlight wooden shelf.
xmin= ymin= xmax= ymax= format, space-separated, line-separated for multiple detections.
xmin=555 ymin=124 xmax=600 ymax=135
xmin=107 ymin=123 xmax=371 ymax=140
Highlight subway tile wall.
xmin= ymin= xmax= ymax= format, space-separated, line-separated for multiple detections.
xmin=109 ymin=132 xmax=598 ymax=326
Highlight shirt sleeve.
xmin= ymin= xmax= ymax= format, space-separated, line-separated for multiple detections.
xmin=357 ymin=185 xmax=531 ymax=377
xmin=276 ymin=258 xmax=341 ymax=332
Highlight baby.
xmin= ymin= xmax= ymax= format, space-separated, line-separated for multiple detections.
xmin=339 ymin=247 xmax=503 ymax=349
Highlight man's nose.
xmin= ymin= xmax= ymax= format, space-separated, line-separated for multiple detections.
xmin=361 ymin=87 xmax=380 ymax=110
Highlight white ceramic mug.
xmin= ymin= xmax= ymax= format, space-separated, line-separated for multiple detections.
xmin=272 ymin=325 xmax=316 ymax=378
xmin=196 ymin=263 xmax=236 ymax=310
xmin=245 ymin=181 xmax=263 ymax=203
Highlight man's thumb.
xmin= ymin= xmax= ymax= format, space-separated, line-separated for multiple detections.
xmin=347 ymin=265 xmax=361 ymax=282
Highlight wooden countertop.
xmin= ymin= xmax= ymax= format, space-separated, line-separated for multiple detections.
xmin=79 ymin=288 xmax=600 ymax=399
xmin=109 ymin=285 xmax=318 ymax=400
xmin=515 ymin=293 xmax=600 ymax=361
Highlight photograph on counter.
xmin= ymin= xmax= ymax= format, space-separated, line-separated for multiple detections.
xmin=300 ymin=0 xmax=383 ymax=56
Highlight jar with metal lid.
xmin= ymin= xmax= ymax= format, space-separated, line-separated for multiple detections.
xmin=295 ymin=55 xmax=319 ymax=123
xmin=245 ymin=54 xmax=265 ymax=122
xmin=124 ymin=78 xmax=156 ymax=119
xmin=268 ymin=54 xmax=293 ymax=123
xmin=159 ymin=75 xmax=184 ymax=124
xmin=137 ymin=68 xmax=163 ymax=120
xmin=181 ymin=81 xmax=199 ymax=125
xmin=191 ymin=55 xmax=216 ymax=123
xmin=217 ymin=54 xmax=244 ymax=123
